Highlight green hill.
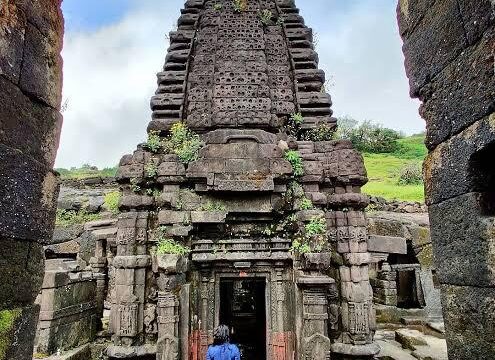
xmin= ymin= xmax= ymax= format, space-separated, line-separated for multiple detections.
xmin=362 ymin=134 xmax=426 ymax=203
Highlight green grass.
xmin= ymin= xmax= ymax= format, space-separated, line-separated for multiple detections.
xmin=55 ymin=209 xmax=102 ymax=226
xmin=56 ymin=165 xmax=117 ymax=180
xmin=393 ymin=135 xmax=428 ymax=159
xmin=362 ymin=134 xmax=427 ymax=203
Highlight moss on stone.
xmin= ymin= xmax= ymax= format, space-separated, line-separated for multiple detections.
xmin=417 ymin=244 xmax=434 ymax=268
xmin=0 ymin=308 xmax=21 ymax=360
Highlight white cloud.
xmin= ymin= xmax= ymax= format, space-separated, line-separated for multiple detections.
xmin=57 ymin=0 xmax=425 ymax=168
xmin=57 ymin=0 xmax=183 ymax=168
xmin=299 ymin=1 xmax=424 ymax=134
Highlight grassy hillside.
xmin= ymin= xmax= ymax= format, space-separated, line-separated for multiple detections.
xmin=362 ymin=135 xmax=426 ymax=203
xmin=56 ymin=165 xmax=117 ymax=180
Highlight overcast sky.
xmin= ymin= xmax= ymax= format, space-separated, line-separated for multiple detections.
xmin=57 ymin=0 xmax=424 ymax=168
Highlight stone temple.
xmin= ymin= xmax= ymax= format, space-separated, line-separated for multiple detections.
xmin=3 ymin=0 xmax=492 ymax=359
xmin=108 ymin=0 xmax=378 ymax=359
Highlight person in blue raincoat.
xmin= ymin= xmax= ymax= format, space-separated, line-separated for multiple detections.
xmin=206 ymin=325 xmax=241 ymax=360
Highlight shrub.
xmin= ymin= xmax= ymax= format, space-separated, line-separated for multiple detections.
xmin=164 ymin=122 xmax=202 ymax=164
xmin=285 ymin=150 xmax=304 ymax=177
xmin=290 ymin=239 xmax=311 ymax=254
xmin=155 ymin=238 xmax=190 ymax=255
xmin=104 ymin=191 xmax=121 ymax=214
xmin=130 ymin=178 xmax=141 ymax=193
xmin=300 ymin=198 xmax=314 ymax=210
xmin=397 ymin=163 xmax=423 ymax=185
xmin=304 ymin=123 xmax=335 ymax=141
xmin=305 ymin=216 xmax=326 ymax=236
xmin=213 ymin=3 xmax=222 ymax=10
xmin=56 ymin=209 xmax=102 ymax=226
xmin=200 ymin=201 xmax=226 ymax=212
xmin=145 ymin=161 xmax=158 ymax=178
xmin=259 ymin=9 xmax=272 ymax=25
xmin=290 ymin=112 xmax=304 ymax=125
xmin=144 ymin=131 xmax=163 ymax=153
xmin=154 ymin=226 xmax=190 ymax=255
xmin=232 ymin=0 xmax=247 ymax=12
xmin=335 ymin=117 xmax=402 ymax=153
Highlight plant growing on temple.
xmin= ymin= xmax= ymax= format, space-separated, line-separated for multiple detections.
xmin=290 ymin=215 xmax=327 ymax=254
xmin=145 ymin=161 xmax=158 ymax=178
xmin=259 ymin=9 xmax=272 ymax=25
xmin=285 ymin=150 xmax=304 ymax=177
xmin=154 ymin=226 xmax=190 ymax=255
xmin=303 ymin=123 xmax=335 ymax=142
xmin=130 ymin=178 xmax=141 ymax=193
xmin=144 ymin=130 xmax=163 ymax=153
xmin=300 ymin=197 xmax=314 ymax=210
xmin=276 ymin=17 xmax=284 ymax=26
xmin=165 ymin=122 xmax=202 ymax=164
xmin=104 ymin=191 xmax=121 ymax=214
xmin=232 ymin=0 xmax=247 ymax=12
xmin=305 ymin=215 xmax=326 ymax=236
xmin=213 ymin=3 xmax=222 ymax=11
xmin=200 ymin=201 xmax=227 ymax=212
xmin=290 ymin=239 xmax=311 ymax=254
xmin=290 ymin=112 xmax=304 ymax=125
xmin=285 ymin=112 xmax=303 ymax=138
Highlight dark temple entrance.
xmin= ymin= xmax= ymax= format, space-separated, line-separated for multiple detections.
xmin=219 ymin=278 xmax=267 ymax=360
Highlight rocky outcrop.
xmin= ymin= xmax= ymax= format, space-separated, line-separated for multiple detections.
xmin=398 ymin=0 xmax=495 ymax=358
xmin=0 ymin=1 xmax=64 ymax=358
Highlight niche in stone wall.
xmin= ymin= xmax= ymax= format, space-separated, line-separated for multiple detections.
xmin=468 ymin=141 xmax=495 ymax=216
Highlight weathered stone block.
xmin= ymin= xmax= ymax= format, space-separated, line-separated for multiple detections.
xmin=153 ymin=254 xmax=188 ymax=274
xmin=429 ymin=192 xmax=495 ymax=287
xmin=0 ymin=0 xmax=26 ymax=83
xmin=0 ymin=144 xmax=59 ymax=243
xmin=158 ymin=210 xmax=190 ymax=225
xmin=51 ymin=225 xmax=84 ymax=244
xmin=424 ymin=113 xmax=495 ymax=205
xmin=0 ymin=239 xmax=44 ymax=308
xmin=457 ymin=0 xmax=495 ymax=45
xmin=19 ymin=23 xmax=63 ymax=109
xmin=420 ymin=31 xmax=495 ymax=148
xmin=441 ymin=284 xmax=495 ymax=360
xmin=368 ymin=235 xmax=407 ymax=255
xmin=0 ymin=305 xmax=40 ymax=360
xmin=190 ymin=211 xmax=227 ymax=224
xmin=400 ymin=0 xmax=468 ymax=96
xmin=120 ymin=194 xmax=154 ymax=209
xmin=0 ymin=76 xmax=63 ymax=167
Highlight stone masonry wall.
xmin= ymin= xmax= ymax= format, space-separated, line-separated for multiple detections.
xmin=398 ymin=1 xmax=495 ymax=359
xmin=0 ymin=1 xmax=64 ymax=359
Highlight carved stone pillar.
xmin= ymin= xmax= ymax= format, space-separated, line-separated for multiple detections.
xmin=270 ymin=268 xmax=294 ymax=360
xmin=297 ymin=275 xmax=335 ymax=360
xmin=109 ymin=212 xmax=150 ymax=354
xmin=192 ymin=271 xmax=214 ymax=360
xmin=90 ymin=237 xmax=108 ymax=327
xmin=157 ymin=292 xmax=180 ymax=360
xmin=332 ymin=211 xmax=379 ymax=359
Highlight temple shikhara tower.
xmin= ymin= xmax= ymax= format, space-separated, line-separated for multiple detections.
xmin=109 ymin=0 xmax=378 ymax=358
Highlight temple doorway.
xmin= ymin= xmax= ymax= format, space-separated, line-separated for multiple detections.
xmin=219 ymin=278 xmax=267 ymax=360
xmin=396 ymin=270 xmax=422 ymax=309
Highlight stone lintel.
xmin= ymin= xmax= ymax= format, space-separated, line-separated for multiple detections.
xmin=368 ymin=235 xmax=407 ymax=255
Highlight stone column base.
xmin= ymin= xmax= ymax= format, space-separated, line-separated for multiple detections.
xmin=331 ymin=342 xmax=381 ymax=359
